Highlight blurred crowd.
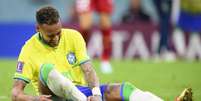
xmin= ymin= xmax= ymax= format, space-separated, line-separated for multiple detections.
xmin=67 ymin=0 xmax=201 ymax=61
xmin=35 ymin=0 xmax=201 ymax=61
xmin=1 ymin=0 xmax=201 ymax=61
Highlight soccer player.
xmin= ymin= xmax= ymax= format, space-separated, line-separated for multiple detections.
xmin=173 ymin=0 xmax=201 ymax=60
xmin=11 ymin=6 xmax=192 ymax=101
xmin=75 ymin=0 xmax=113 ymax=74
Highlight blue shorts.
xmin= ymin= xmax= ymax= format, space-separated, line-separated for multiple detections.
xmin=76 ymin=85 xmax=107 ymax=99
xmin=178 ymin=11 xmax=201 ymax=32
xmin=51 ymin=84 xmax=125 ymax=101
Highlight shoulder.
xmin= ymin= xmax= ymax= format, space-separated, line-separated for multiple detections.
xmin=19 ymin=34 xmax=38 ymax=56
xmin=23 ymin=34 xmax=38 ymax=47
xmin=62 ymin=28 xmax=81 ymax=36
xmin=61 ymin=28 xmax=83 ymax=39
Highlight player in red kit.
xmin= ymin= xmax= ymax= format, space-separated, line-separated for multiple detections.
xmin=75 ymin=0 xmax=113 ymax=74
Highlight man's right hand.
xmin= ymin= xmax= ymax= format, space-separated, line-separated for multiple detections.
xmin=87 ymin=95 xmax=102 ymax=101
xmin=12 ymin=79 xmax=53 ymax=101
xmin=34 ymin=95 xmax=52 ymax=101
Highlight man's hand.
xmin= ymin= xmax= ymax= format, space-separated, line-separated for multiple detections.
xmin=34 ymin=95 xmax=52 ymax=101
xmin=12 ymin=79 xmax=52 ymax=101
xmin=87 ymin=95 xmax=102 ymax=101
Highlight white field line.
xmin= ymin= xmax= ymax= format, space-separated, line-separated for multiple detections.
xmin=0 ymin=96 xmax=8 ymax=99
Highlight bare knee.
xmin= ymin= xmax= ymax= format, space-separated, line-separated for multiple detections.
xmin=99 ymin=13 xmax=111 ymax=29
xmin=104 ymin=83 xmax=122 ymax=101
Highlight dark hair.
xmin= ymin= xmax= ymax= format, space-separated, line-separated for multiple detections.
xmin=36 ymin=6 xmax=60 ymax=25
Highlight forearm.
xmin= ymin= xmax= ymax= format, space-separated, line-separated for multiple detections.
xmin=12 ymin=89 xmax=37 ymax=101
xmin=81 ymin=62 xmax=100 ymax=88
xmin=85 ymin=67 xmax=100 ymax=88
xmin=12 ymin=79 xmax=39 ymax=101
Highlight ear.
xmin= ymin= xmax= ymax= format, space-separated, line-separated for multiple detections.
xmin=36 ymin=24 xmax=40 ymax=32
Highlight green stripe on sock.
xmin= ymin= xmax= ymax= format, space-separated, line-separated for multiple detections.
xmin=40 ymin=64 xmax=54 ymax=85
xmin=123 ymin=82 xmax=137 ymax=101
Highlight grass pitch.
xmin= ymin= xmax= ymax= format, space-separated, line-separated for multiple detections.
xmin=0 ymin=59 xmax=200 ymax=101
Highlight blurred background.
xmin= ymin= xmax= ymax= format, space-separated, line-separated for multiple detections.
xmin=0 ymin=0 xmax=201 ymax=101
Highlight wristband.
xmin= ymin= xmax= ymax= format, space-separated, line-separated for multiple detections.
xmin=92 ymin=87 xmax=102 ymax=96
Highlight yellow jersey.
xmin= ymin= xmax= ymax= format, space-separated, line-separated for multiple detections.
xmin=181 ymin=0 xmax=201 ymax=14
xmin=14 ymin=28 xmax=89 ymax=94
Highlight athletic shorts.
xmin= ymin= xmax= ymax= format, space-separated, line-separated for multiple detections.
xmin=50 ymin=85 xmax=107 ymax=101
xmin=51 ymin=84 xmax=125 ymax=101
xmin=178 ymin=11 xmax=201 ymax=32
xmin=75 ymin=0 xmax=113 ymax=14
xmin=76 ymin=85 xmax=107 ymax=99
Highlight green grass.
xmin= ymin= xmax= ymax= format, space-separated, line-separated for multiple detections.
xmin=0 ymin=59 xmax=201 ymax=101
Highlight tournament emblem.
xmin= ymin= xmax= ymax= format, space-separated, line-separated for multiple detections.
xmin=16 ymin=61 xmax=24 ymax=73
xmin=67 ymin=52 xmax=76 ymax=65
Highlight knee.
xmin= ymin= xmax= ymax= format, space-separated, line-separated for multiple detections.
xmin=104 ymin=84 xmax=122 ymax=100
xmin=100 ymin=13 xmax=111 ymax=28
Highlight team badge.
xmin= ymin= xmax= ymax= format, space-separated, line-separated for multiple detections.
xmin=67 ymin=52 xmax=77 ymax=65
xmin=16 ymin=61 xmax=24 ymax=73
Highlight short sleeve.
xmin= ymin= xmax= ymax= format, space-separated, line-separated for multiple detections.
xmin=73 ymin=30 xmax=90 ymax=65
xmin=13 ymin=46 xmax=34 ymax=83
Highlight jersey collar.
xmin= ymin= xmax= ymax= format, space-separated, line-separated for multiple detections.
xmin=37 ymin=31 xmax=62 ymax=49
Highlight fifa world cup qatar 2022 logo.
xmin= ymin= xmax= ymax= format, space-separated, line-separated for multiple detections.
xmin=16 ymin=61 xmax=24 ymax=73
xmin=67 ymin=52 xmax=77 ymax=65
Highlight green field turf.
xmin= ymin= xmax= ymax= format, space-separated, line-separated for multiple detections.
xmin=0 ymin=59 xmax=200 ymax=101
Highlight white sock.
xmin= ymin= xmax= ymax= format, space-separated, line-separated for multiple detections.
xmin=129 ymin=89 xmax=164 ymax=101
xmin=186 ymin=33 xmax=201 ymax=60
xmin=173 ymin=29 xmax=185 ymax=56
xmin=47 ymin=69 xmax=87 ymax=101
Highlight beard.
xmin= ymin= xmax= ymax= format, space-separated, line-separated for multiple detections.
xmin=48 ymin=41 xmax=59 ymax=47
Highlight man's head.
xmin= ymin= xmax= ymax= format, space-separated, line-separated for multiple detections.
xmin=130 ymin=0 xmax=141 ymax=10
xmin=36 ymin=6 xmax=62 ymax=47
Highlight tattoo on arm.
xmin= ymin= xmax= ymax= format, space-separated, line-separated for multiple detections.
xmin=12 ymin=79 xmax=38 ymax=101
xmin=81 ymin=61 xmax=100 ymax=88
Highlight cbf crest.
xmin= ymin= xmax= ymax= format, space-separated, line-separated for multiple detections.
xmin=67 ymin=52 xmax=77 ymax=65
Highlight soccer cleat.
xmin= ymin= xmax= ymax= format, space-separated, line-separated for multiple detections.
xmin=176 ymin=88 xmax=193 ymax=101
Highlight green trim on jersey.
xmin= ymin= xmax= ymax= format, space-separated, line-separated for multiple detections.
xmin=72 ymin=59 xmax=90 ymax=68
xmin=13 ymin=74 xmax=31 ymax=83
xmin=80 ymin=59 xmax=90 ymax=65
